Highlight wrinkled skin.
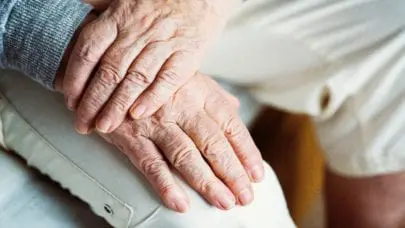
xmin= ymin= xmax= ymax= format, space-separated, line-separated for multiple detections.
xmin=99 ymin=73 xmax=264 ymax=212
xmin=62 ymin=0 xmax=234 ymax=135
xmin=59 ymin=57 xmax=264 ymax=212
xmin=57 ymin=2 xmax=264 ymax=213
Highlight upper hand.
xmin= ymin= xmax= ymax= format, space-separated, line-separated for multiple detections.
xmin=63 ymin=0 xmax=233 ymax=134
xmin=100 ymin=73 xmax=264 ymax=212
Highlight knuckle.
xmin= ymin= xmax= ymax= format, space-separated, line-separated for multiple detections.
xmin=159 ymin=183 xmax=177 ymax=198
xmin=140 ymin=158 xmax=166 ymax=177
xmin=96 ymin=65 xmax=122 ymax=86
xmin=171 ymin=148 xmax=195 ymax=169
xmin=126 ymin=70 xmax=154 ymax=86
xmin=224 ymin=116 xmax=245 ymax=137
xmin=197 ymin=179 xmax=217 ymax=195
xmin=73 ymin=41 xmax=99 ymax=64
xmin=160 ymin=70 xmax=180 ymax=87
xmin=201 ymin=135 xmax=226 ymax=157
xmin=137 ymin=15 xmax=155 ymax=31
xmin=74 ymin=30 xmax=101 ymax=64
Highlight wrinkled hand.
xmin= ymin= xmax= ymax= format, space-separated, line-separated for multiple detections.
xmin=63 ymin=0 xmax=234 ymax=135
xmin=57 ymin=9 xmax=263 ymax=213
xmin=99 ymin=73 xmax=264 ymax=212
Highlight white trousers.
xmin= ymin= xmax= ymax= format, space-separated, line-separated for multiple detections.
xmin=203 ymin=0 xmax=405 ymax=176
xmin=0 ymin=72 xmax=295 ymax=228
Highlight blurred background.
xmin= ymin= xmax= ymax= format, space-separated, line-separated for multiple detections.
xmin=250 ymin=107 xmax=324 ymax=228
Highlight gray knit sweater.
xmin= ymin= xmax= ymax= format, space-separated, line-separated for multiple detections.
xmin=0 ymin=0 xmax=92 ymax=89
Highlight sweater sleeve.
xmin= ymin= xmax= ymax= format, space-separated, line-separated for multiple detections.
xmin=0 ymin=0 xmax=92 ymax=90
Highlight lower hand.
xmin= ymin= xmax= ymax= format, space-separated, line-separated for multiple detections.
xmin=57 ymin=10 xmax=264 ymax=213
xmin=100 ymin=73 xmax=264 ymax=212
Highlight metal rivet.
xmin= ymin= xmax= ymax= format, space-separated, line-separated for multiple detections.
xmin=104 ymin=204 xmax=114 ymax=215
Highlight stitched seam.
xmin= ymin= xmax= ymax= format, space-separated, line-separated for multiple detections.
xmin=0 ymin=96 xmax=9 ymax=150
xmin=0 ymin=94 xmax=139 ymax=227
xmin=132 ymin=206 xmax=163 ymax=227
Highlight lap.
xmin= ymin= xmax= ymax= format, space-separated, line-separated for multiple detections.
xmin=0 ymin=71 xmax=294 ymax=227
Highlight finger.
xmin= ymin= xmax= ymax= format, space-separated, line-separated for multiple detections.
xmin=177 ymin=112 xmax=254 ymax=206
xmin=205 ymin=96 xmax=265 ymax=183
xmin=64 ymin=6 xmax=159 ymax=111
xmin=95 ymin=41 xmax=174 ymax=133
xmin=74 ymin=23 xmax=166 ymax=133
xmin=76 ymin=18 xmax=178 ymax=133
xmin=152 ymin=123 xmax=236 ymax=210
xmin=130 ymin=51 xmax=200 ymax=119
xmin=63 ymin=18 xmax=118 ymax=110
xmin=74 ymin=44 xmax=139 ymax=134
xmin=74 ymin=60 xmax=124 ymax=134
xmin=109 ymin=132 xmax=190 ymax=213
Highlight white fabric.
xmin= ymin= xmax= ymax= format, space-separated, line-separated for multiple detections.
xmin=202 ymin=0 xmax=405 ymax=176
xmin=2 ymin=0 xmax=404 ymax=226
xmin=0 ymin=149 xmax=110 ymax=228
xmin=0 ymin=71 xmax=295 ymax=228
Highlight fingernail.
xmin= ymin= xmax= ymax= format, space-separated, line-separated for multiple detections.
xmin=216 ymin=192 xmax=236 ymax=210
xmin=238 ymin=188 xmax=253 ymax=206
xmin=174 ymin=198 xmax=189 ymax=213
xmin=65 ymin=96 xmax=75 ymax=111
xmin=249 ymin=164 xmax=265 ymax=182
xmin=166 ymin=189 xmax=189 ymax=213
xmin=97 ymin=119 xmax=111 ymax=133
xmin=130 ymin=104 xmax=147 ymax=119
xmin=75 ymin=122 xmax=90 ymax=135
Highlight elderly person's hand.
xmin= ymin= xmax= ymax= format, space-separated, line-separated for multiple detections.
xmin=57 ymin=8 xmax=263 ymax=213
xmin=62 ymin=0 xmax=235 ymax=134
xmin=99 ymin=73 xmax=264 ymax=212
